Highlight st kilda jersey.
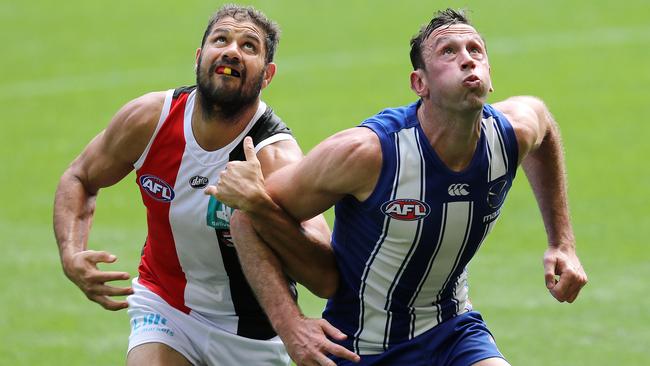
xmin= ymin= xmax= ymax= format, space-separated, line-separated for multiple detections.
xmin=134 ymin=86 xmax=294 ymax=340
xmin=324 ymin=100 xmax=519 ymax=354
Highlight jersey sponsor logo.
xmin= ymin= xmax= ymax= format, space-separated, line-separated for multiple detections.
xmin=483 ymin=208 xmax=501 ymax=223
xmin=487 ymin=178 xmax=509 ymax=208
xmin=139 ymin=175 xmax=175 ymax=202
xmin=130 ymin=312 xmax=174 ymax=336
xmin=189 ymin=175 xmax=209 ymax=189
xmin=381 ymin=199 xmax=430 ymax=221
xmin=448 ymin=183 xmax=470 ymax=196
xmin=206 ymin=196 xmax=234 ymax=229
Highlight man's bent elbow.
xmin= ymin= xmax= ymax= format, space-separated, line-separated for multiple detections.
xmin=309 ymin=270 xmax=339 ymax=299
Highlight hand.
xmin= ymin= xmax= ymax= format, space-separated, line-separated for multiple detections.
xmin=63 ymin=250 xmax=133 ymax=310
xmin=279 ymin=316 xmax=360 ymax=366
xmin=204 ymin=136 xmax=268 ymax=212
xmin=543 ymin=246 xmax=588 ymax=303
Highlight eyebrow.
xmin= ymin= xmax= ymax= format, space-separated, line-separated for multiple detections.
xmin=211 ymin=27 xmax=263 ymax=43
xmin=432 ymin=34 xmax=485 ymax=48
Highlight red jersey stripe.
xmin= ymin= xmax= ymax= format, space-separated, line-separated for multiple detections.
xmin=136 ymin=92 xmax=190 ymax=313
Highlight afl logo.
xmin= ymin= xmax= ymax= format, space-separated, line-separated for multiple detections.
xmin=139 ymin=175 xmax=175 ymax=202
xmin=381 ymin=199 xmax=430 ymax=221
xmin=189 ymin=175 xmax=209 ymax=189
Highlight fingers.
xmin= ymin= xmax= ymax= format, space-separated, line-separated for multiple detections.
xmin=243 ymin=136 xmax=258 ymax=162
xmin=326 ymin=344 xmax=360 ymax=363
xmin=204 ymin=185 xmax=217 ymax=196
xmin=307 ymin=353 xmax=337 ymax=366
xmin=548 ymin=263 xmax=588 ymax=303
xmin=318 ymin=320 xmax=360 ymax=363
xmin=92 ymin=295 xmax=130 ymax=311
xmin=72 ymin=251 xmax=133 ymax=310
xmin=86 ymin=280 xmax=133 ymax=310
xmin=543 ymin=256 xmax=558 ymax=290
xmin=94 ymin=270 xmax=131 ymax=283
xmin=86 ymin=250 xmax=118 ymax=264
xmin=319 ymin=319 xmax=347 ymax=341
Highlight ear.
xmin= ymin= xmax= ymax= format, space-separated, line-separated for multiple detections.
xmin=261 ymin=63 xmax=277 ymax=89
xmin=488 ymin=65 xmax=494 ymax=92
xmin=195 ymin=48 xmax=202 ymax=71
xmin=410 ymin=69 xmax=428 ymax=98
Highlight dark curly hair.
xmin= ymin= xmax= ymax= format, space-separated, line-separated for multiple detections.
xmin=200 ymin=4 xmax=281 ymax=64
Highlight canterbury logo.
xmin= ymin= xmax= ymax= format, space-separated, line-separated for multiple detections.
xmin=448 ymin=183 xmax=470 ymax=196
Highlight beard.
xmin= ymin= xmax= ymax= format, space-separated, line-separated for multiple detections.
xmin=195 ymin=55 xmax=265 ymax=120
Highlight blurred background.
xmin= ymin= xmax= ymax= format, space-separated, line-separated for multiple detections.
xmin=1 ymin=0 xmax=648 ymax=364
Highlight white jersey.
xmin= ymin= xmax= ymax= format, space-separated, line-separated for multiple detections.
xmin=133 ymin=86 xmax=294 ymax=340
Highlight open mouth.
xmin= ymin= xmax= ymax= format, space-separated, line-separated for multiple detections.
xmin=216 ymin=66 xmax=241 ymax=77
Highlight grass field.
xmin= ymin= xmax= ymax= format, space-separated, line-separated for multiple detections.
xmin=1 ymin=0 xmax=649 ymax=365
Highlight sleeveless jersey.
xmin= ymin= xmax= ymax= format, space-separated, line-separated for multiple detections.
xmin=133 ymin=86 xmax=294 ymax=340
xmin=324 ymin=101 xmax=519 ymax=354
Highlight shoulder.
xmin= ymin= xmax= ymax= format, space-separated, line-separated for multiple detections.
xmin=362 ymin=102 xmax=420 ymax=134
xmin=492 ymin=96 xmax=549 ymax=163
xmin=103 ymin=91 xmax=168 ymax=163
xmin=256 ymin=138 xmax=303 ymax=177
xmin=246 ymin=105 xmax=293 ymax=146
xmin=109 ymin=91 xmax=167 ymax=134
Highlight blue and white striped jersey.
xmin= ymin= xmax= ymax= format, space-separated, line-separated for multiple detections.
xmin=324 ymin=101 xmax=519 ymax=355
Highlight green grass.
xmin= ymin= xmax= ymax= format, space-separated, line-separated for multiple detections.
xmin=1 ymin=0 xmax=649 ymax=365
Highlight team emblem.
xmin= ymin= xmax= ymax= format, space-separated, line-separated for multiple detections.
xmin=487 ymin=178 xmax=509 ymax=208
xmin=381 ymin=199 xmax=430 ymax=221
xmin=139 ymin=175 xmax=175 ymax=202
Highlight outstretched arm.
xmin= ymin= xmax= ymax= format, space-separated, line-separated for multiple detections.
xmin=494 ymin=96 xmax=588 ymax=303
xmin=53 ymin=92 xmax=164 ymax=310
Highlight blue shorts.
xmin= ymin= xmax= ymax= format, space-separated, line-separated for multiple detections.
xmin=332 ymin=311 xmax=505 ymax=366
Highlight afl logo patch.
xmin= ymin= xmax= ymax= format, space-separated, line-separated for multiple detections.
xmin=189 ymin=175 xmax=209 ymax=189
xmin=139 ymin=175 xmax=175 ymax=202
xmin=381 ymin=199 xmax=430 ymax=221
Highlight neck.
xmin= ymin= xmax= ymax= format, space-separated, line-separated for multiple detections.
xmin=417 ymin=100 xmax=483 ymax=172
xmin=192 ymin=93 xmax=260 ymax=151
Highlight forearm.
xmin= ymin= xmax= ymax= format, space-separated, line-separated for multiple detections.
xmin=522 ymin=118 xmax=575 ymax=249
xmin=238 ymin=202 xmax=338 ymax=298
xmin=53 ymin=171 xmax=97 ymax=268
xmin=229 ymin=212 xmax=305 ymax=335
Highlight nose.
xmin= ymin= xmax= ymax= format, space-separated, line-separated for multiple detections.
xmin=221 ymin=41 xmax=241 ymax=62
xmin=460 ymin=50 xmax=475 ymax=71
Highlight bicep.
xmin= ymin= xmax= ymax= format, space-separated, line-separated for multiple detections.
xmin=265 ymin=128 xmax=381 ymax=221
xmin=493 ymin=96 xmax=548 ymax=164
xmin=264 ymin=159 xmax=342 ymax=222
xmin=72 ymin=130 xmax=136 ymax=193
xmin=69 ymin=93 xmax=164 ymax=192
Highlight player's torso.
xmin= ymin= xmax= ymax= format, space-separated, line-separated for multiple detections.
xmin=133 ymin=86 xmax=292 ymax=339
xmin=327 ymin=101 xmax=518 ymax=353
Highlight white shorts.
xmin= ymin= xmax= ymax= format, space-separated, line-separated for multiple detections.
xmin=127 ymin=278 xmax=290 ymax=366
